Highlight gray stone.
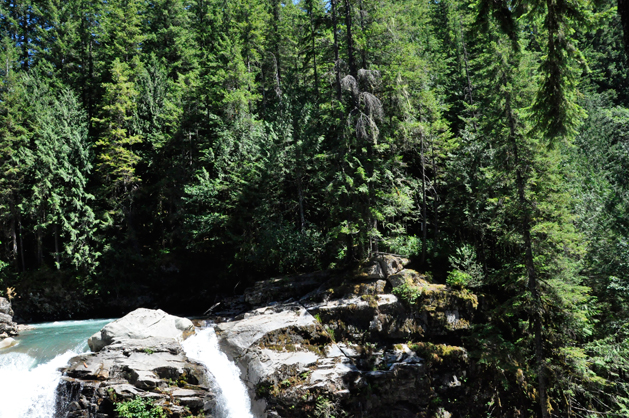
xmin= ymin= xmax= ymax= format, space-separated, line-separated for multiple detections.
xmin=0 ymin=312 xmax=12 ymax=324
xmin=361 ymin=260 xmax=385 ymax=279
xmin=216 ymin=305 xmax=317 ymax=358
xmin=0 ymin=297 xmax=13 ymax=316
xmin=58 ymin=310 xmax=215 ymax=418
xmin=388 ymin=269 xmax=422 ymax=288
xmin=375 ymin=254 xmax=408 ymax=277
xmin=88 ymin=308 xmax=195 ymax=352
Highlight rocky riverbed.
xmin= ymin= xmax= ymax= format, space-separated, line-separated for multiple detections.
xmin=209 ymin=254 xmax=476 ymax=418
xmin=50 ymin=255 xmax=479 ymax=417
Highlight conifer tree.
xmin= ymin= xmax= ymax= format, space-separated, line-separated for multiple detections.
xmin=0 ymin=39 xmax=28 ymax=270
xmin=25 ymin=75 xmax=98 ymax=272
xmin=94 ymin=59 xmax=142 ymax=216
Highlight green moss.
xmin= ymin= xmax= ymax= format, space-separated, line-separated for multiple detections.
xmin=408 ymin=342 xmax=467 ymax=365
xmin=361 ymin=294 xmax=378 ymax=308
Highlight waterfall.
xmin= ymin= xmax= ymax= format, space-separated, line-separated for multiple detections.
xmin=0 ymin=350 xmax=79 ymax=418
xmin=0 ymin=319 xmax=112 ymax=418
xmin=182 ymin=327 xmax=255 ymax=418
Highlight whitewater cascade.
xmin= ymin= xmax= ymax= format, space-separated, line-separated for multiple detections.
xmin=182 ymin=327 xmax=255 ymax=418
xmin=0 ymin=349 xmax=79 ymax=418
xmin=0 ymin=319 xmax=112 ymax=418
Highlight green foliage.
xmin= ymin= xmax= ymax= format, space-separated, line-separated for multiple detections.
xmin=448 ymin=245 xmax=484 ymax=288
xmin=0 ymin=0 xmax=627 ymax=416
xmin=245 ymin=220 xmax=326 ymax=273
xmin=392 ymin=282 xmax=423 ymax=305
xmin=312 ymin=395 xmax=339 ymax=418
xmin=384 ymin=235 xmax=422 ymax=258
xmin=115 ymin=397 xmax=166 ymax=418
xmin=446 ymin=270 xmax=471 ymax=288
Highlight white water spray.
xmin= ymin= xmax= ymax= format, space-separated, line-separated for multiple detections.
xmin=183 ymin=327 xmax=255 ymax=418
xmin=0 ymin=318 xmax=112 ymax=418
xmin=0 ymin=349 xmax=79 ymax=418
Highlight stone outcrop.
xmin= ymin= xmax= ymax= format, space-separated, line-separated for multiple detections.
xmin=58 ymin=309 xmax=215 ymax=418
xmin=88 ymin=308 xmax=195 ymax=352
xmin=358 ymin=254 xmax=409 ymax=280
xmin=243 ymin=271 xmax=330 ymax=306
xmin=0 ymin=297 xmax=18 ymax=341
xmin=210 ymin=256 xmax=475 ymax=418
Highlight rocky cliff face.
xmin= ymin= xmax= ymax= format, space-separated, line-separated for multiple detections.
xmin=57 ymin=309 xmax=215 ymax=418
xmin=210 ymin=255 xmax=476 ymax=418
xmin=0 ymin=297 xmax=18 ymax=345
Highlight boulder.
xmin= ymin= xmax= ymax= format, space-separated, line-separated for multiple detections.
xmin=88 ymin=308 xmax=195 ymax=352
xmin=58 ymin=310 xmax=216 ymax=418
xmin=360 ymin=260 xmax=385 ymax=279
xmin=0 ymin=297 xmax=13 ymax=316
xmin=212 ymin=297 xmax=469 ymax=418
xmin=0 ymin=298 xmax=18 ymax=339
xmin=0 ymin=337 xmax=16 ymax=349
xmin=374 ymin=254 xmax=408 ymax=277
xmin=216 ymin=304 xmax=318 ymax=358
xmin=388 ymin=269 xmax=423 ymax=288
xmin=243 ymin=271 xmax=329 ymax=306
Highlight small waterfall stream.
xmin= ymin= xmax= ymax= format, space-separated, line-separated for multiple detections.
xmin=182 ymin=327 xmax=255 ymax=418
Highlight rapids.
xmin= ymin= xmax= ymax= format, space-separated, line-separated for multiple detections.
xmin=0 ymin=319 xmax=112 ymax=418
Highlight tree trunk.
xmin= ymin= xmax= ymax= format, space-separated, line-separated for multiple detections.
xmin=344 ymin=0 xmax=357 ymax=78
xmin=272 ymin=0 xmax=282 ymax=95
xmin=54 ymin=223 xmax=61 ymax=269
xmin=20 ymin=1 xmax=29 ymax=70
xmin=358 ymin=0 xmax=367 ymax=69
xmin=458 ymin=19 xmax=478 ymax=131
xmin=504 ymin=73 xmax=548 ymax=418
xmin=18 ymin=217 xmax=25 ymax=271
xmin=37 ymin=227 xmax=43 ymax=266
xmin=298 ymin=176 xmax=306 ymax=233
xmin=307 ymin=0 xmax=319 ymax=99
xmin=618 ymin=0 xmax=629 ymax=59
xmin=431 ymin=140 xmax=439 ymax=239
xmin=331 ymin=0 xmax=342 ymax=102
xmin=420 ymin=134 xmax=427 ymax=266
xmin=11 ymin=217 xmax=18 ymax=270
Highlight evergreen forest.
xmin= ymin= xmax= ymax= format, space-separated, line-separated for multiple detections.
xmin=1 ymin=0 xmax=629 ymax=416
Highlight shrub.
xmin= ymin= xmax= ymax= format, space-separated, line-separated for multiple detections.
xmin=392 ymin=282 xmax=423 ymax=305
xmin=448 ymin=244 xmax=484 ymax=287
xmin=446 ymin=269 xmax=472 ymax=288
xmin=115 ymin=397 xmax=166 ymax=418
